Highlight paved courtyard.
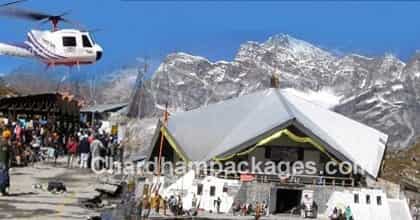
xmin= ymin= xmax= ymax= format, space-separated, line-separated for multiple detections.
xmin=0 ymin=159 xmax=328 ymax=220
xmin=0 ymin=159 xmax=100 ymax=220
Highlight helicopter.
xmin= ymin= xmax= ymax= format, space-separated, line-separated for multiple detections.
xmin=0 ymin=0 xmax=103 ymax=67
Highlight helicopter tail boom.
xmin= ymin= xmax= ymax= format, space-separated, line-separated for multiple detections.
xmin=0 ymin=42 xmax=34 ymax=57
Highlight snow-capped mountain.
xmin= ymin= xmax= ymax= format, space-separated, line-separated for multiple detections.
xmin=127 ymin=34 xmax=420 ymax=149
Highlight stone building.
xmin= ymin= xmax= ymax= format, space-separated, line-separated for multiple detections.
xmin=0 ymin=93 xmax=80 ymax=133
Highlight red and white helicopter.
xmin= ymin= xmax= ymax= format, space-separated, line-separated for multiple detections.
xmin=0 ymin=0 xmax=103 ymax=67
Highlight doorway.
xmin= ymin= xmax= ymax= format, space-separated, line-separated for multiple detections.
xmin=274 ymin=188 xmax=302 ymax=213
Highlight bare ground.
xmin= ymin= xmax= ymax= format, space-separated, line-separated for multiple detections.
xmin=0 ymin=158 xmax=101 ymax=220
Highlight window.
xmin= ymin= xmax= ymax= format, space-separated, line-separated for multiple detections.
xmin=82 ymin=35 xmax=92 ymax=48
xmin=197 ymin=184 xmax=203 ymax=195
xmin=210 ymin=186 xmax=216 ymax=196
xmin=376 ymin=196 xmax=382 ymax=205
xmin=354 ymin=194 xmax=359 ymax=204
xmin=62 ymin=36 xmax=76 ymax=47
xmin=366 ymin=195 xmax=371 ymax=204
xmin=223 ymin=186 xmax=228 ymax=193
xmin=265 ymin=147 xmax=271 ymax=159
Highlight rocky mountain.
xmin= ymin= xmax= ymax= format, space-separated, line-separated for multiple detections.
xmin=128 ymin=34 xmax=420 ymax=150
xmin=0 ymin=76 xmax=16 ymax=97
xmin=95 ymin=67 xmax=138 ymax=104
xmin=3 ymin=64 xmax=138 ymax=105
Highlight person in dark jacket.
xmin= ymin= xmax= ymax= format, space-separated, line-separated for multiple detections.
xmin=0 ymin=130 xmax=12 ymax=196
xmin=78 ymin=135 xmax=90 ymax=169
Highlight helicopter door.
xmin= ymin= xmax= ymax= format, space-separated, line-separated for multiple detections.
xmin=82 ymin=35 xmax=93 ymax=48
xmin=81 ymin=34 xmax=95 ymax=58
xmin=62 ymin=36 xmax=77 ymax=57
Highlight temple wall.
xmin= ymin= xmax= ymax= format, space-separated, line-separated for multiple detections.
xmin=158 ymin=172 xmax=409 ymax=220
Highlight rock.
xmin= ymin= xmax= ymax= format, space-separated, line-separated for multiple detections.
xmin=47 ymin=181 xmax=66 ymax=193
xmin=95 ymin=183 xmax=119 ymax=197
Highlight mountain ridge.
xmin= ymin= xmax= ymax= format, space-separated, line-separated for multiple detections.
xmin=128 ymin=34 xmax=420 ymax=150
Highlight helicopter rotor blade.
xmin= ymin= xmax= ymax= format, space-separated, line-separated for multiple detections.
xmin=0 ymin=0 xmax=27 ymax=8
xmin=60 ymin=17 xmax=85 ymax=29
xmin=0 ymin=6 xmax=51 ymax=21
xmin=0 ymin=3 xmax=85 ymax=29
xmin=37 ymin=16 xmax=83 ymax=30
xmin=0 ymin=7 xmax=75 ymax=24
xmin=57 ymin=10 xmax=71 ymax=18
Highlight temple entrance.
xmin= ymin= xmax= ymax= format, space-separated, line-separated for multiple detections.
xmin=274 ymin=188 xmax=302 ymax=213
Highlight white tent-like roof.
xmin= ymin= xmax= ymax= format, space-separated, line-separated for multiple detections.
xmin=158 ymin=88 xmax=388 ymax=178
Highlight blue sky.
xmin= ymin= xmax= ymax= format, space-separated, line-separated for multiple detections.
xmin=1 ymin=1 xmax=420 ymax=75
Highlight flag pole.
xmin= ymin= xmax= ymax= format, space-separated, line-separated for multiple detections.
xmin=157 ymin=103 xmax=169 ymax=178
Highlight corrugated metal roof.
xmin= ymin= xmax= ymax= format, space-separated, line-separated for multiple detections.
xmin=81 ymin=103 xmax=128 ymax=113
xmin=156 ymin=88 xmax=388 ymax=178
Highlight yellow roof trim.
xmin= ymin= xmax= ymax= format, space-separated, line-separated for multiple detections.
xmin=213 ymin=128 xmax=337 ymax=162
xmin=160 ymin=126 xmax=190 ymax=162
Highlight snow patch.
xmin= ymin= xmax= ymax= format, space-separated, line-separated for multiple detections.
xmin=171 ymin=52 xmax=210 ymax=64
xmin=350 ymin=53 xmax=374 ymax=60
xmin=283 ymin=88 xmax=342 ymax=109
xmin=215 ymin=60 xmax=230 ymax=65
xmin=391 ymin=84 xmax=403 ymax=91
xmin=365 ymin=97 xmax=378 ymax=104
xmin=360 ymin=79 xmax=366 ymax=88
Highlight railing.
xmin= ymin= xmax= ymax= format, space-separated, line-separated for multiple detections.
xmin=197 ymin=169 xmax=355 ymax=187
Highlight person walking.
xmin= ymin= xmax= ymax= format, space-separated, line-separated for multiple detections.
xmin=52 ymin=132 xmax=60 ymax=165
xmin=0 ymin=130 xmax=12 ymax=196
xmin=192 ymin=193 xmax=197 ymax=209
xmin=136 ymin=196 xmax=143 ymax=220
xmin=338 ymin=208 xmax=346 ymax=220
xmin=142 ymin=195 xmax=151 ymax=219
xmin=330 ymin=207 xmax=339 ymax=220
xmin=232 ymin=200 xmax=241 ymax=216
xmin=262 ymin=200 xmax=268 ymax=216
xmin=31 ymin=134 xmax=41 ymax=161
xmin=162 ymin=196 xmax=167 ymax=216
xmin=149 ymin=193 xmax=156 ymax=216
xmin=255 ymin=202 xmax=261 ymax=220
xmin=66 ymin=136 xmax=78 ymax=168
xmin=345 ymin=206 xmax=353 ymax=220
xmin=156 ymin=194 xmax=161 ymax=214
xmin=78 ymin=135 xmax=90 ymax=169
xmin=90 ymin=135 xmax=105 ymax=171
xmin=216 ymin=197 xmax=222 ymax=214
xmin=411 ymin=205 xmax=418 ymax=220
xmin=241 ymin=203 xmax=247 ymax=216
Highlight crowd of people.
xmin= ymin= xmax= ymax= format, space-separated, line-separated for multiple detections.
xmin=68 ymin=129 xmax=120 ymax=171
xmin=118 ymin=181 xmax=197 ymax=220
xmin=231 ymin=199 xmax=268 ymax=219
xmin=121 ymin=190 xmax=266 ymax=220
xmin=0 ymin=119 xmax=59 ymax=196
xmin=329 ymin=206 xmax=353 ymax=220
xmin=0 ymin=118 xmax=121 ymax=196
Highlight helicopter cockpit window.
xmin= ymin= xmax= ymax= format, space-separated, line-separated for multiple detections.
xmin=62 ymin=36 xmax=77 ymax=47
xmin=82 ymin=35 xmax=93 ymax=48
